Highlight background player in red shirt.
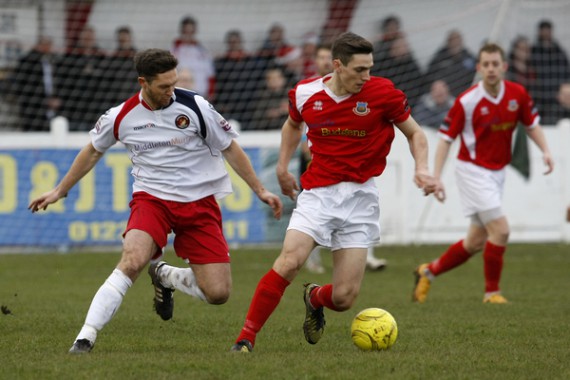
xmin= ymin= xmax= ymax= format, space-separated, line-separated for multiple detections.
xmin=231 ymin=32 xmax=436 ymax=352
xmin=413 ymin=43 xmax=554 ymax=304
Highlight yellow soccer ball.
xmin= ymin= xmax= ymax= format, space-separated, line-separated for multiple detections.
xmin=351 ymin=308 xmax=398 ymax=351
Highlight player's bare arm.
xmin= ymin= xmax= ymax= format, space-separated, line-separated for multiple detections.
xmin=222 ymin=140 xmax=283 ymax=220
xmin=432 ymin=138 xmax=453 ymax=202
xmin=395 ymin=115 xmax=437 ymax=195
xmin=28 ymin=142 xmax=104 ymax=213
xmin=276 ymin=116 xmax=304 ymax=200
xmin=526 ymin=125 xmax=554 ymax=174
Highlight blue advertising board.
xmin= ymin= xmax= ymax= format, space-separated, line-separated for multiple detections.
xmin=0 ymin=147 xmax=290 ymax=248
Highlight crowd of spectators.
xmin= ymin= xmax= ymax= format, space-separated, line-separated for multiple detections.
xmin=2 ymin=15 xmax=569 ymax=132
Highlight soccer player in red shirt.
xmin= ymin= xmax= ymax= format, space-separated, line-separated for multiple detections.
xmin=413 ymin=43 xmax=554 ymax=304
xmin=231 ymin=32 xmax=436 ymax=352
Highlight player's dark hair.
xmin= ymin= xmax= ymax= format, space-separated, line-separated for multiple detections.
xmin=332 ymin=32 xmax=373 ymax=66
xmin=134 ymin=49 xmax=178 ymax=81
xmin=478 ymin=42 xmax=505 ymax=62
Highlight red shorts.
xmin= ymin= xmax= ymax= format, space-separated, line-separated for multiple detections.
xmin=125 ymin=192 xmax=230 ymax=264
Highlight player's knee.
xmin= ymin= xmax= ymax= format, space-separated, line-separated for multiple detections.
xmin=487 ymin=220 xmax=510 ymax=245
xmin=465 ymin=237 xmax=485 ymax=253
xmin=491 ymin=229 xmax=510 ymax=246
xmin=332 ymin=287 xmax=360 ymax=311
xmin=274 ymin=250 xmax=305 ymax=277
xmin=117 ymin=250 xmax=147 ymax=279
xmin=204 ymin=285 xmax=231 ymax=305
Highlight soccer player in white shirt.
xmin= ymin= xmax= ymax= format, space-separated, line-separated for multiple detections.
xmin=413 ymin=43 xmax=554 ymax=304
xmin=28 ymin=49 xmax=282 ymax=353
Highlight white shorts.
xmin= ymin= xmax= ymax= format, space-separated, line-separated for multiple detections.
xmin=455 ymin=160 xmax=506 ymax=217
xmin=288 ymin=178 xmax=380 ymax=251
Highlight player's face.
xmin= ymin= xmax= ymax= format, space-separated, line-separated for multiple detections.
xmin=140 ymin=69 xmax=178 ymax=109
xmin=335 ymin=53 xmax=372 ymax=94
xmin=477 ymin=51 xmax=507 ymax=88
xmin=315 ymin=48 xmax=333 ymax=77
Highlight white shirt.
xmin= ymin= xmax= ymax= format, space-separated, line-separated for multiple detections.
xmin=90 ymin=88 xmax=239 ymax=202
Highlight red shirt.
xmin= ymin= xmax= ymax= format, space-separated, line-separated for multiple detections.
xmin=440 ymin=80 xmax=539 ymax=170
xmin=289 ymin=75 xmax=410 ymax=189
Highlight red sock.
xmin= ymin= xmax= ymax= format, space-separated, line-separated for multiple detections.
xmin=235 ymin=269 xmax=290 ymax=347
xmin=483 ymin=241 xmax=506 ymax=293
xmin=310 ymin=284 xmax=343 ymax=311
xmin=428 ymin=240 xmax=472 ymax=276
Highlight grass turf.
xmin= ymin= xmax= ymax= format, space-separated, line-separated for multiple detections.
xmin=1 ymin=243 xmax=569 ymax=379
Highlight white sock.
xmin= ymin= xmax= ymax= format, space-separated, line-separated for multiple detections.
xmin=367 ymin=247 xmax=375 ymax=259
xmin=74 ymin=269 xmax=132 ymax=343
xmin=159 ymin=265 xmax=206 ymax=301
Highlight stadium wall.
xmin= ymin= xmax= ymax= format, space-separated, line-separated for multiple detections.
xmin=1 ymin=119 xmax=569 ymax=251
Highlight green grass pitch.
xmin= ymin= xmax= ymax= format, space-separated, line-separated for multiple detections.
xmin=1 ymin=243 xmax=569 ymax=379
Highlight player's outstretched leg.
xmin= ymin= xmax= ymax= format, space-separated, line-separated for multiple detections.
xmin=68 ymin=268 xmax=132 ymax=354
xmin=149 ymin=261 xmax=175 ymax=320
xmin=303 ymin=283 xmax=326 ymax=344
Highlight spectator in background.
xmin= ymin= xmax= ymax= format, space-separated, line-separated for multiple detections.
xmin=257 ymin=23 xmax=295 ymax=62
xmin=507 ymin=35 xmax=536 ymax=92
xmin=541 ymin=82 xmax=570 ymax=126
xmin=7 ymin=36 xmax=61 ymax=131
xmin=371 ymin=34 xmax=423 ymax=108
xmin=260 ymin=23 xmax=302 ymax=88
xmin=177 ymin=68 xmax=195 ymax=90
xmin=530 ymin=20 xmax=570 ymax=112
xmin=250 ymin=67 xmax=289 ymax=130
xmin=98 ymin=26 xmax=139 ymax=110
xmin=214 ymin=29 xmax=261 ymax=126
xmin=425 ymin=29 xmax=476 ymax=97
xmin=57 ymin=25 xmax=106 ymax=131
xmin=372 ymin=15 xmax=402 ymax=66
xmin=171 ymin=15 xmax=215 ymax=98
xmin=413 ymin=80 xmax=454 ymax=129
xmin=300 ymin=32 xmax=319 ymax=79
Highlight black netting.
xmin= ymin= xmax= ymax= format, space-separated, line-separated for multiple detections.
xmin=1 ymin=1 xmax=569 ymax=131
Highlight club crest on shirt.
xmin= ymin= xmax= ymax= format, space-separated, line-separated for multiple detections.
xmin=313 ymin=101 xmax=323 ymax=111
xmin=94 ymin=117 xmax=103 ymax=134
xmin=353 ymin=102 xmax=370 ymax=116
xmin=508 ymin=99 xmax=519 ymax=112
xmin=175 ymin=114 xmax=190 ymax=129
xmin=219 ymin=118 xmax=232 ymax=132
